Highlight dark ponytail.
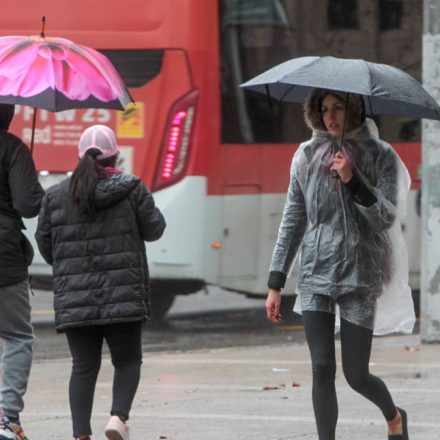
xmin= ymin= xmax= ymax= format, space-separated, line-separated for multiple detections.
xmin=69 ymin=148 xmax=117 ymax=216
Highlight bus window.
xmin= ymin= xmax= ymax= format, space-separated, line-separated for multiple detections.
xmin=219 ymin=0 xmax=422 ymax=145
xmin=219 ymin=0 xmax=308 ymax=144
xmin=99 ymin=49 xmax=164 ymax=88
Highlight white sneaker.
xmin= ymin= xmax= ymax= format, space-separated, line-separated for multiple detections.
xmin=105 ymin=416 xmax=129 ymax=440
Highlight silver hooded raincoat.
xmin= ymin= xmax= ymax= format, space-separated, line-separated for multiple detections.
xmin=269 ymin=119 xmax=415 ymax=335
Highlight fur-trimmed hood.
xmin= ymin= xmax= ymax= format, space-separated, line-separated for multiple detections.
xmin=304 ymin=89 xmax=365 ymax=132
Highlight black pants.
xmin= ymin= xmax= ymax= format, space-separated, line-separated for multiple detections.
xmin=302 ymin=311 xmax=398 ymax=440
xmin=65 ymin=321 xmax=143 ymax=437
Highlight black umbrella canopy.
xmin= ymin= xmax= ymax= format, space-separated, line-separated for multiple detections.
xmin=240 ymin=56 xmax=440 ymax=121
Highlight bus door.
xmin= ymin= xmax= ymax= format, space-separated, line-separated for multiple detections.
xmin=219 ymin=186 xmax=260 ymax=280
xmin=217 ymin=0 xmax=300 ymax=294
xmin=219 ymin=144 xmax=261 ymax=282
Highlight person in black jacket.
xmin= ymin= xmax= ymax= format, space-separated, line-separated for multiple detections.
xmin=35 ymin=125 xmax=166 ymax=440
xmin=0 ymin=104 xmax=44 ymax=440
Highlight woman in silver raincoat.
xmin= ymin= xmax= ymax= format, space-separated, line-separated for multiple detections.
xmin=265 ymin=89 xmax=413 ymax=440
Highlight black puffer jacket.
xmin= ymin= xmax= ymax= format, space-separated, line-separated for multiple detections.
xmin=0 ymin=105 xmax=44 ymax=287
xmin=35 ymin=173 xmax=166 ymax=331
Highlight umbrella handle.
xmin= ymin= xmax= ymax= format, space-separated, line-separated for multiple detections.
xmin=331 ymin=143 xmax=341 ymax=179
xmin=40 ymin=16 xmax=46 ymax=38
xmin=30 ymin=108 xmax=37 ymax=153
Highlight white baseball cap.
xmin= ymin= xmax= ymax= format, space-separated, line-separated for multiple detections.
xmin=78 ymin=125 xmax=119 ymax=159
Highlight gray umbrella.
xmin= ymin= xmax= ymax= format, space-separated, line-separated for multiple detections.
xmin=240 ymin=56 xmax=440 ymax=121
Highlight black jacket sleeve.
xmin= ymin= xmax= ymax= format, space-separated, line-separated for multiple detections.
xmin=345 ymin=173 xmax=377 ymax=207
xmin=35 ymin=193 xmax=53 ymax=265
xmin=133 ymin=182 xmax=166 ymax=242
xmin=9 ymin=141 xmax=44 ymax=218
xmin=267 ymin=271 xmax=286 ymax=291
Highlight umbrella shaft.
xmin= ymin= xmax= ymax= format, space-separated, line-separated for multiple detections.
xmin=30 ymin=108 xmax=37 ymax=153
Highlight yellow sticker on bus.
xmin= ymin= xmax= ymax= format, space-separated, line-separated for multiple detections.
xmin=116 ymin=102 xmax=144 ymax=138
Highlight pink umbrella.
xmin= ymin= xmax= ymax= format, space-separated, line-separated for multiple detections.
xmin=0 ymin=17 xmax=133 ymax=150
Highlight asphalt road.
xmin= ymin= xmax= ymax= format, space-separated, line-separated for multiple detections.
xmin=29 ymin=287 xmax=306 ymax=360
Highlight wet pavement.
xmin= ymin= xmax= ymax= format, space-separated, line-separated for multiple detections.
xmin=21 ymin=332 xmax=440 ymax=439
xmin=29 ymin=288 xmax=306 ymax=360
xmin=4 ymin=288 xmax=439 ymax=438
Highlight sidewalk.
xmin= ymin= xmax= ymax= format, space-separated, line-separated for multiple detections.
xmin=22 ymin=332 xmax=440 ymax=439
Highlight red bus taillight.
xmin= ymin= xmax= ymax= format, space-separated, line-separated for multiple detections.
xmin=152 ymin=90 xmax=198 ymax=191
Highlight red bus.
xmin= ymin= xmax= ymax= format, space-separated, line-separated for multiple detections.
xmin=1 ymin=0 xmax=422 ymax=317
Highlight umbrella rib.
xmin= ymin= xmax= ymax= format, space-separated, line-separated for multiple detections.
xmin=265 ymin=84 xmax=273 ymax=109
xmin=280 ymin=84 xmax=296 ymax=103
xmin=366 ymin=95 xmax=373 ymax=116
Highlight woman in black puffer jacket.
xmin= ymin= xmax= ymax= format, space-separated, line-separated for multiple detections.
xmin=35 ymin=124 xmax=166 ymax=440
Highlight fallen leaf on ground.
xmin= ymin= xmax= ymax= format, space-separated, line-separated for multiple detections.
xmin=405 ymin=345 xmax=420 ymax=351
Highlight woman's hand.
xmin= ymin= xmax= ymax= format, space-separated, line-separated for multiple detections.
xmin=331 ymin=150 xmax=353 ymax=183
xmin=266 ymin=289 xmax=282 ymax=323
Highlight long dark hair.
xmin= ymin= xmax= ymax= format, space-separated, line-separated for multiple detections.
xmin=69 ymin=148 xmax=116 ymax=216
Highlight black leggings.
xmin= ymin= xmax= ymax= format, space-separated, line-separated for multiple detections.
xmin=302 ymin=311 xmax=397 ymax=440
xmin=65 ymin=321 xmax=143 ymax=437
